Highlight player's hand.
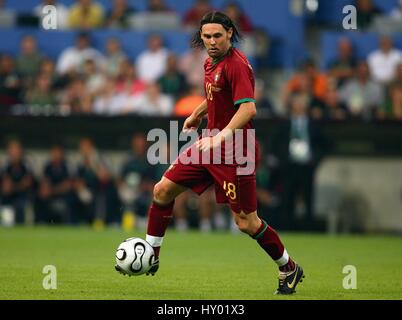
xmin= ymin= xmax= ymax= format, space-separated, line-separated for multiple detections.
xmin=182 ymin=114 xmax=202 ymax=133
xmin=195 ymin=135 xmax=222 ymax=152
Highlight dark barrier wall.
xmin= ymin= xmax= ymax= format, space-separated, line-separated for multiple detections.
xmin=1 ymin=116 xmax=402 ymax=157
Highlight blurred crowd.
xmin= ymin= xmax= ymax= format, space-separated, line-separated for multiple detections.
xmin=0 ymin=0 xmax=274 ymax=117
xmin=0 ymin=0 xmax=401 ymax=120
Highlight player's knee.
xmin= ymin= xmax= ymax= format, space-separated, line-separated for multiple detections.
xmin=153 ymin=181 xmax=173 ymax=204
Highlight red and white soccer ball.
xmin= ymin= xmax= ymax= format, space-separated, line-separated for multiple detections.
xmin=115 ymin=237 xmax=155 ymax=276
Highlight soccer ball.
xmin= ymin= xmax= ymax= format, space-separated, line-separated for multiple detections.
xmin=115 ymin=237 xmax=155 ymax=276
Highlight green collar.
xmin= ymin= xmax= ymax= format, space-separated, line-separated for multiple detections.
xmin=212 ymin=46 xmax=233 ymax=65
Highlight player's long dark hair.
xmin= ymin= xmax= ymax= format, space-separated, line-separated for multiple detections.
xmin=191 ymin=11 xmax=242 ymax=49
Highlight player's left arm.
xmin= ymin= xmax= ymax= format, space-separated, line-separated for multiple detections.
xmin=196 ymin=102 xmax=256 ymax=151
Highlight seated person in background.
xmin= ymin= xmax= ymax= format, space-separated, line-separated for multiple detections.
xmin=356 ymin=0 xmax=382 ymax=30
xmin=223 ymin=1 xmax=253 ymax=33
xmin=0 ymin=54 xmax=22 ymax=115
xmin=74 ymin=137 xmax=119 ymax=226
xmin=122 ymin=82 xmax=173 ymax=116
xmin=68 ymin=0 xmax=104 ymax=29
xmin=82 ymin=58 xmax=106 ymax=96
xmin=146 ymin=0 xmax=172 ymax=12
xmin=136 ymin=34 xmax=169 ymax=83
xmin=114 ymin=59 xmax=146 ymax=97
xmin=16 ymin=35 xmax=43 ymax=89
xmin=34 ymin=0 xmax=69 ymax=29
xmin=37 ymin=144 xmax=73 ymax=224
xmin=118 ymin=133 xmax=155 ymax=229
xmin=254 ymin=79 xmax=276 ymax=118
xmin=158 ymin=54 xmax=188 ymax=100
xmin=93 ymin=77 xmax=127 ymax=115
xmin=0 ymin=0 xmax=15 ymax=28
xmin=315 ymin=88 xmax=348 ymax=121
xmin=387 ymin=62 xmax=402 ymax=120
xmin=183 ymin=0 xmax=214 ymax=29
xmin=24 ymin=74 xmax=59 ymax=110
xmin=328 ymin=37 xmax=357 ymax=88
xmin=104 ymin=0 xmax=135 ymax=29
xmin=174 ymin=85 xmax=205 ymax=117
xmin=283 ymin=72 xmax=323 ymax=119
xmin=390 ymin=0 xmax=402 ymax=20
xmin=59 ymin=76 xmax=93 ymax=114
xmin=104 ymin=38 xmax=127 ymax=78
xmin=338 ymin=61 xmax=384 ymax=120
xmin=1 ymin=140 xmax=35 ymax=224
xmin=367 ymin=36 xmax=402 ymax=86
xmin=56 ymin=32 xmax=105 ymax=75
xmin=282 ymin=59 xmax=328 ymax=108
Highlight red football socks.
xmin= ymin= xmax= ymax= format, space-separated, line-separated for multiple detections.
xmin=252 ymin=219 xmax=295 ymax=272
xmin=146 ymin=200 xmax=175 ymax=258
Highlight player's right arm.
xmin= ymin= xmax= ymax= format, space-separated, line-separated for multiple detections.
xmin=182 ymin=99 xmax=207 ymax=132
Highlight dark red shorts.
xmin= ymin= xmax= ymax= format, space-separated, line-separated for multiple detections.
xmin=164 ymin=146 xmax=257 ymax=214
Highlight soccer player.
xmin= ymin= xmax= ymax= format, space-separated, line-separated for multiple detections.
xmin=116 ymin=11 xmax=304 ymax=295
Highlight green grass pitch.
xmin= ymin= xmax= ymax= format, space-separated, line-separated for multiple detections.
xmin=0 ymin=226 xmax=401 ymax=300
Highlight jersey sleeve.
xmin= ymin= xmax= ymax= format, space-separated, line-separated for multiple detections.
xmin=226 ymin=59 xmax=255 ymax=106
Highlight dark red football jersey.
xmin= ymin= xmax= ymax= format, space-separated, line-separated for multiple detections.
xmin=203 ymin=47 xmax=259 ymax=167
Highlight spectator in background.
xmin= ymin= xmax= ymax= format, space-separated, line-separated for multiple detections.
xmin=158 ymin=54 xmax=188 ymax=100
xmin=328 ymin=37 xmax=357 ymax=88
xmin=356 ymin=0 xmax=382 ymax=30
xmin=270 ymin=95 xmax=331 ymax=229
xmin=39 ymin=58 xmax=57 ymax=84
xmin=118 ymin=133 xmax=155 ymax=229
xmin=34 ymin=0 xmax=69 ymax=29
xmin=390 ymin=0 xmax=402 ymax=20
xmin=104 ymin=38 xmax=127 ymax=78
xmin=68 ymin=0 xmax=104 ymax=29
xmin=254 ymin=79 xmax=276 ymax=118
xmin=56 ymin=32 xmax=105 ymax=75
xmin=147 ymin=0 xmax=171 ymax=12
xmin=367 ymin=36 xmax=402 ymax=85
xmin=1 ymin=140 xmax=35 ymax=224
xmin=24 ymin=74 xmax=59 ymax=110
xmin=136 ymin=34 xmax=169 ymax=83
xmin=0 ymin=0 xmax=15 ymax=28
xmin=74 ymin=137 xmax=120 ymax=227
xmin=0 ymin=54 xmax=22 ymax=114
xmin=105 ymin=0 xmax=135 ymax=29
xmin=115 ymin=59 xmax=146 ymax=96
xmin=387 ymin=62 xmax=402 ymax=120
xmin=223 ymin=1 xmax=253 ymax=33
xmin=36 ymin=144 xmax=73 ymax=224
xmin=174 ymin=85 xmax=205 ymax=117
xmin=16 ymin=35 xmax=43 ymax=89
xmin=60 ymin=76 xmax=93 ymax=113
xmin=283 ymin=73 xmax=323 ymax=119
xmin=123 ymin=82 xmax=173 ymax=116
xmin=183 ymin=0 xmax=214 ymax=29
xmin=317 ymin=88 xmax=348 ymax=120
xmin=338 ymin=61 xmax=384 ymax=120
xmin=82 ymin=58 xmax=106 ymax=96
xmin=93 ymin=77 xmax=126 ymax=115
xmin=179 ymin=47 xmax=209 ymax=89
xmin=282 ymin=59 xmax=328 ymax=108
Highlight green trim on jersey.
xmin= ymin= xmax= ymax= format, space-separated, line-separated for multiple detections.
xmin=234 ymin=98 xmax=256 ymax=106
